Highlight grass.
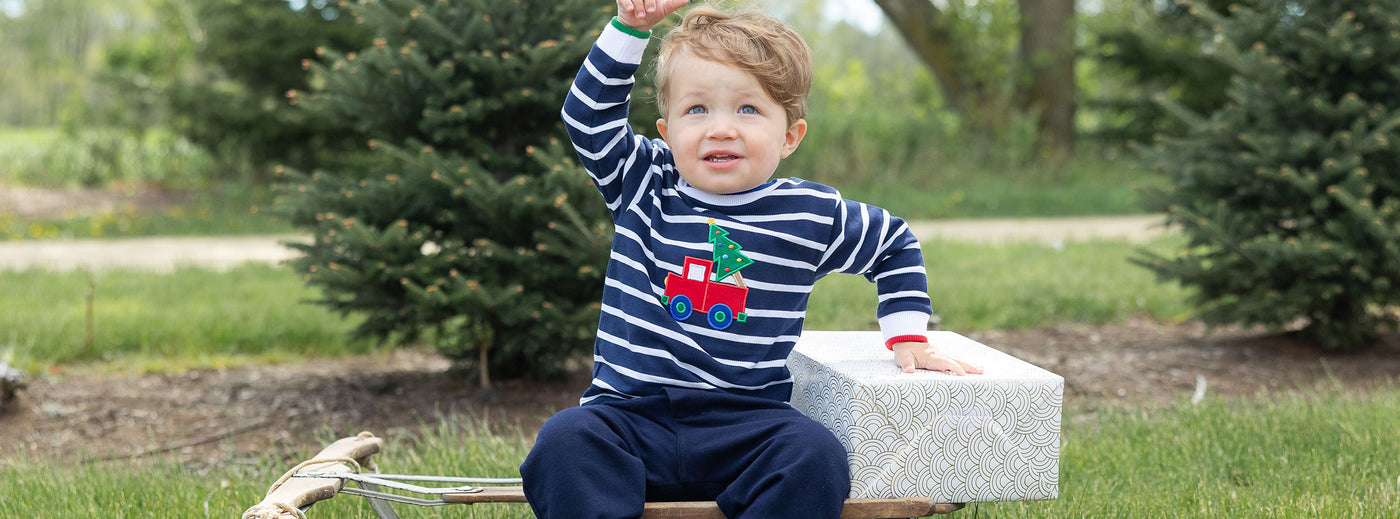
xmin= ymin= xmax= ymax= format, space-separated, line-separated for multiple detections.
xmin=0 ymin=263 xmax=370 ymax=373
xmin=1 ymin=239 xmax=1188 ymax=373
xmin=828 ymin=151 xmax=1162 ymax=220
xmin=807 ymin=237 xmax=1192 ymax=332
xmin=970 ymin=388 xmax=1400 ymax=518
xmin=3 ymin=389 xmax=1396 ymax=518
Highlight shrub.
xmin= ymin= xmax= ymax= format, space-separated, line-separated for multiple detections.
xmin=1135 ymin=0 xmax=1400 ymax=349
xmin=280 ymin=0 xmax=661 ymax=383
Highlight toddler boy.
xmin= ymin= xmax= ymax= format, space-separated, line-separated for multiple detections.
xmin=520 ymin=2 xmax=982 ymax=518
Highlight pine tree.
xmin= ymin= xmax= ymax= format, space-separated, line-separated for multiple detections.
xmin=277 ymin=0 xmax=664 ymax=383
xmin=1136 ymin=0 xmax=1400 ymax=350
xmin=707 ymin=219 xmax=751 ymax=285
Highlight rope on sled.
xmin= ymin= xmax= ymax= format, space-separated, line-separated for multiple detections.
xmin=246 ymin=432 xmax=378 ymax=519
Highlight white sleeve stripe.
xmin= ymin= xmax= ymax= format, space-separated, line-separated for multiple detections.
xmin=818 ymin=199 xmax=847 ymax=268
xmin=872 ymin=265 xmax=927 ymax=281
xmin=566 ymin=84 xmax=628 ymax=111
xmin=854 ymin=207 xmax=890 ymax=275
xmin=582 ymin=58 xmax=636 ymax=86
xmin=881 ymin=220 xmax=910 ymax=251
xmin=563 ymin=105 xmax=630 ymax=134
xmin=835 ymin=204 xmax=870 ymax=273
xmin=570 ymin=128 xmax=630 ymax=161
xmin=877 ymin=290 xmax=928 ymax=303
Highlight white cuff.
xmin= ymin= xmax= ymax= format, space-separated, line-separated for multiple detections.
xmin=598 ymin=20 xmax=650 ymax=66
xmin=878 ymin=311 xmax=932 ymax=343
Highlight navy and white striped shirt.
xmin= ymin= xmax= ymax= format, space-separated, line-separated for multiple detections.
xmin=566 ymin=21 xmax=932 ymax=405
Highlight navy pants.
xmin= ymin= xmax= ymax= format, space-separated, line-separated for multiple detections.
xmin=520 ymin=387 xmax=850 ymax=519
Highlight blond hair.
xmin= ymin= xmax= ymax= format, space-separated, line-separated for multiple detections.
xmin=654 ymin=4 xmax=813 ymax=126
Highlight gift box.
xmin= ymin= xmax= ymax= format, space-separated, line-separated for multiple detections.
xmin=788 ymin=331 xmax=1062 ymax=503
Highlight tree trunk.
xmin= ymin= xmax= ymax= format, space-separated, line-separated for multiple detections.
xmin=871 ymin=0 xmax=1009 ymax=137
xmin=872 ymin=0 xmax=1078 ymax=153
xmin=1017 ymin=0 xmax=1077 ymax=159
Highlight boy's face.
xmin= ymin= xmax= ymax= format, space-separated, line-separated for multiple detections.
xmin=656 ymin=51 xmax=807 ymax=195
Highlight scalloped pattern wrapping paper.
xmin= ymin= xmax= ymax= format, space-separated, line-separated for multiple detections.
xmin=788 ymin=331 xmax=1062 ymax=502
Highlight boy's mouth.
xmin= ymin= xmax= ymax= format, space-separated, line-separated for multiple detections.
xmin=704 ymin=153 xmax=741 ymax=163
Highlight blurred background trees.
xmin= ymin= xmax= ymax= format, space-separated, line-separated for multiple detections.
xmin=872 ymin=0 xmax=1077 ymax=159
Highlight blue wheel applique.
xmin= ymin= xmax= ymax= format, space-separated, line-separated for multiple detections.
xmin=707 ymin=303 xmax=734 ymax=330
xmin=669 ymin=295 xmax=693 ymax=321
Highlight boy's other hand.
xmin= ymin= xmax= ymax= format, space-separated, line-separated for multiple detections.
xmin=891 ymin=341 xmax=985 ymax=375
xmin=617 ymin=0 xmax=690 ymax=32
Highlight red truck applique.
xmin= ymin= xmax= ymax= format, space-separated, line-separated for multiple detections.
xmin=662 ymin=256 xmax=748 ymax=330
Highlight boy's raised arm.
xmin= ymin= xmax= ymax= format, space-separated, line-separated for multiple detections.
xmin=616 ymin=0 xmax=690 ymax=32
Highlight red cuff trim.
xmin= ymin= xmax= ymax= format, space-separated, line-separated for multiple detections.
xmin=885 ymin=334 xmax=929 ymax=350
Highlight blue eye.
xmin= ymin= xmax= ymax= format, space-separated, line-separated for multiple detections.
xmin=686 ymin=105 xmax=707 ymax=115
xmin=738 ymin=105 xmax=759 ymax=114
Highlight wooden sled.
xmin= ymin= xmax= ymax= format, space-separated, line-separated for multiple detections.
xmin=242 ymin=431 xmax=965 ymax=519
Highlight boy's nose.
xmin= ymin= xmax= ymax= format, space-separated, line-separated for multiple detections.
xmin=706 ymin=120 xmax=738 ymax=140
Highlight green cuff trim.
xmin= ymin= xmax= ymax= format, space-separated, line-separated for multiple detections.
xmin=611 ymin=17 xmax=651 ymax=39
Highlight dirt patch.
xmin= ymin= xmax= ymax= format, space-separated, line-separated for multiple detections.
xmin=0 ymin=350 xmax=585 ymax=468
xmin=2 ymin=319 xmax=1397 ymax=469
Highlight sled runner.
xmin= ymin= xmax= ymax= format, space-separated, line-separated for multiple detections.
xmin=241 ymin=431 xmax=964 ymax=519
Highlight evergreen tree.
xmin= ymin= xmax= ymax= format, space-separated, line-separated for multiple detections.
xmin=1086 ymin=0 xmax=1242 ymax=142
xmin=707 ymin=219 xmax=751 ymax=284
xmin=1136 ymin=0 xmax=1400 ymax=350
xmin=279 ymin=0 xmax=664 ymax=383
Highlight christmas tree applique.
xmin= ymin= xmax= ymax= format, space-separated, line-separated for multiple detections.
xmin=660 ymin=219 xmax=753 ymax=330
xmin=708 ymin=218 xmax=751 ymax=287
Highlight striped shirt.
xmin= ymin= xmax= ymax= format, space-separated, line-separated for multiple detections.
xmin=566 ymin=21 xmax=932 ymax=405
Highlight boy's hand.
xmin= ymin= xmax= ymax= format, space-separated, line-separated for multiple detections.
xmin=617 ymin=0 xmax=690 ymax=32
xmin=891 ymin=341 xmax=985 ymax=375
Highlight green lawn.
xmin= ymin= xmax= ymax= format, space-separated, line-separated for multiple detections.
xmin=3 ymin=388 xmax=1396 ymax=518
xmin=0 ymin=264 xmax=370 ymax=373
xmin=1 ymin=238 xmax=1188 ymax=373
xmin=808 ymin=237 xmax=1192 ymax=332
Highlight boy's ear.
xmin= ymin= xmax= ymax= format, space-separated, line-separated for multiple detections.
xmin=781 ymin=118 xmax=807 ymax=159
xmin=656 ymin=118 xmax=670 ymax=142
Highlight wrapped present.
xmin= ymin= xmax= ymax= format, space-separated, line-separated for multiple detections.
xmin=788 ymin=331 xmax=1062 ymax=503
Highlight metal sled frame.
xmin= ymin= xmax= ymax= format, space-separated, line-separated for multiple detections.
xmin=241 ymin=431 xmax=965 ymax=519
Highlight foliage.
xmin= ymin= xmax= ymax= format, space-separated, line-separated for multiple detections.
xmin=0 ymin=127 xmax=214 ymax=189
xmin=280 ymin=0 xmax=637 ymax=382
xmin=1085 ymin=0 xmax=1240 ymax=142
xmin=869 ymin=0 xmax=1076 ymax=157
xmin=1136 ymin=0 xmax=1400 ymax=350
xmin=97 ymin=0 xmax=373 ymax=177
xmin=0 ymin=0 xmax=150 ymax=127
